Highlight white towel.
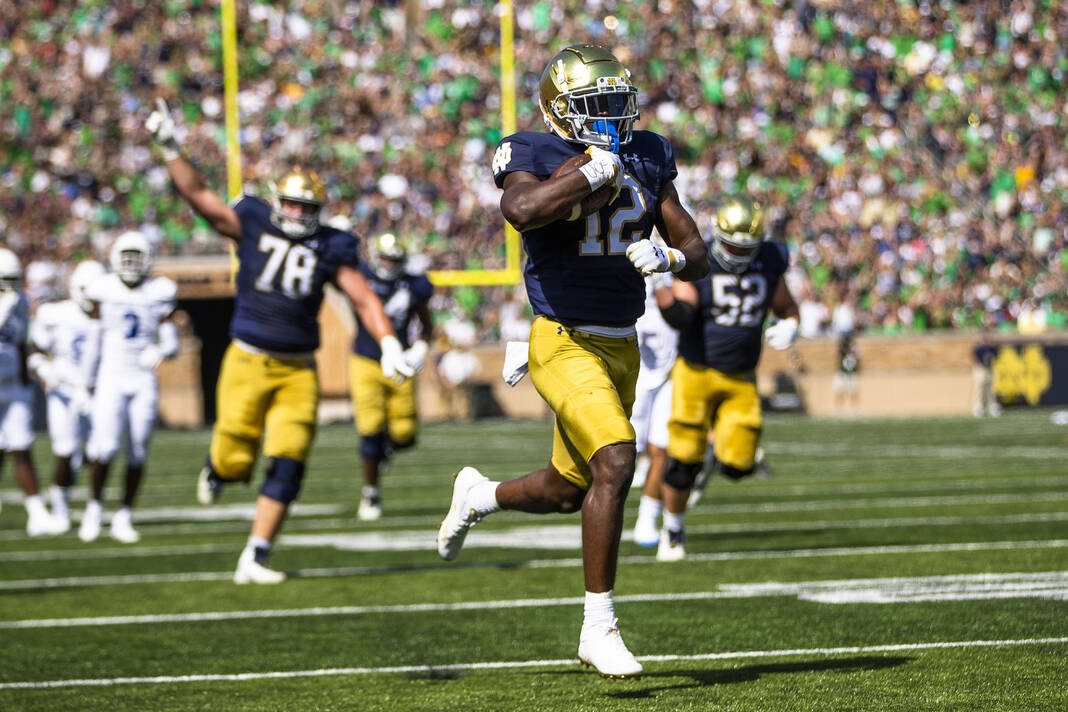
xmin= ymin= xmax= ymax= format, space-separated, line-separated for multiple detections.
xmin=502 ymin=341 xmax=529 ymax=387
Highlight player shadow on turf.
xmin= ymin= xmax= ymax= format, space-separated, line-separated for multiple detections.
xmin=598 ymin=656 xmax=911 ymax=698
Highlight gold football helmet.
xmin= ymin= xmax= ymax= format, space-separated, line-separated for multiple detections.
xmin=711 ymin=195 xmax=765 ymax=273
xmin=269 ymin=167 xmax=326 ymax=239
xmin=538 ymin=45 xmax=639 ymax=153
xmin=369 ymin=232 xmax=406 ymax=280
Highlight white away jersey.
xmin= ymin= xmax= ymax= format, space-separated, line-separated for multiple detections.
xmin=0 ymin=292 xmax=29 ymax=387
xmin=31 ymin=299 xmax=100 ymax=392
xmin=87 ymin=274 xmax=177 ymax=374
xmin=635 ymin=275 xmax=678 ymax=381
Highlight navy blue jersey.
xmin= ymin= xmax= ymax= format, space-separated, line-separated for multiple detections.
xmin=230 ymin=196 xmax=359 ymax=353
xmin=353 ymin=265 xmax=433 ymax=360
xmin=492 ymin=130 xmax=677 ymax=327
xmin=678 ymin=241 xmax=789 ymax=372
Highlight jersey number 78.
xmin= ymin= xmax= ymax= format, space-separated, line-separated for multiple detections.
xmin=254 ymin=234 xmax=318 ymax=299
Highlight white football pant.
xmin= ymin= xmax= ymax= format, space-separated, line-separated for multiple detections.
xmin=86 ymin=374 xmax=158 ymax=465
xmin=0 ymin=386 xmax=35 ymax=452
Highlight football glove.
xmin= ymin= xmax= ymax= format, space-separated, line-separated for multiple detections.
xmin=71 ymin=387 xmax=93 ymax=416
xmin=145 ymin=97 xmax=181 ymax=161
xmin=626 ymin=240 xmax=687 ymax=276
xmin=27 ymin=353 xmax=58 ymax=391
xmin=138 ymin=345 xmax=164 ymax=370
xmin=579 ymin=146 xmax=624 ymax=199
xmin=379 ymin=335 xmax=414 ymax=382
xmin=765 ymin=317 xmax=799 ymax=350
xmin=403 ymin=339 xmax=429 ymax=374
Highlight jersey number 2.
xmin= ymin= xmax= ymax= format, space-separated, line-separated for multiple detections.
xmin=578 ymin=175 xmax=647 ymax=256
xmin=254 ymin=235 xmax=317 ymax=299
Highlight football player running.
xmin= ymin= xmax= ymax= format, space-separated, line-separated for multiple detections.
xmin=79 ymin=232 xmax=179 ymax=544
xmin=654 ymin=195 xmax=799 ymax=562
xmin=436 ymin=45 xmax=709 ymax=679
xmin=146 ymin=98 xmax=412 ymax=584
xmin=0 ymin=248 xmax=65 ymax=536
xmin=349 ymin=232 xmax=433 ymax=521
xmin=28 ymin=260 xmax=106 ymax=532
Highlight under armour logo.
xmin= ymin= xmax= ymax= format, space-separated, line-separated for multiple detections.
xmin=621 ymin=153 xmax=639 ymax=163
xmin=556 ymin=326 xmax=575 ymax=337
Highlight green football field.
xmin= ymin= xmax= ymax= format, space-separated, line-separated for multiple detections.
xmin=1 ymin=411 xmax=1066 ymax=711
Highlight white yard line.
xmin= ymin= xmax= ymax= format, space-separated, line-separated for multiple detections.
xmin=3 ymin=511 xmax=1067 ymax=562
xmin=2 ymin=572 xmax=1065 ymax=630
xmin=1 ymin=490 xmax=1066 ymax=544
xmin=0 ymin=538 xmax=1065 ymax=590
xmin=1 ymin=637 xmax=1065 ymax=689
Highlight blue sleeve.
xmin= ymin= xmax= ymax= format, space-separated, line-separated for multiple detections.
xmin=233 ymin=195 xmax=265 ymax=223
xmin=325 ymin=230 xmax=360 ymax=270
xmin=658 ymin=134 xmax=679 ymax=184
xmin=770 ymin=241 xmax=790 ymax=276
xmin=492 ymin=133 xmax=537 ymax=188
xmin=412 ymin=274 xmax=434 ymax=304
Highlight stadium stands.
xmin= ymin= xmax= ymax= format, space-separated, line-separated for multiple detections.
xmin=1 ymin=0 xmax=1066 ymax=337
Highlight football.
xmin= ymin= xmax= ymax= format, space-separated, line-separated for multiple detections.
xmin=550 ymin=152 xmax=617 ymax=219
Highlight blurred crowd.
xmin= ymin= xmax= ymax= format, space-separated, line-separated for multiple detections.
xmin=2 ymin=0 xmax=1067 ymax=339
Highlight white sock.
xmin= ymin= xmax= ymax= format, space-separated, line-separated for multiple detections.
xmin=24 ymin=494 xmax=48 ymax=517
xmin=247 ymin=535 xmax=271 ymax=552
xmin=50 ymin=485 xmax=70 ymax=516
xmin=114 ymin=506 xmax=133 ymax=522
xmin=663 ymin=510 xmax=685 ymax=533
xmin=84 ymin=499 xmax=103 ymax=517
xmin=636 ymin=495 xmax=662 ymax=525
xmin=583 ymin=589 xmax=615 ymax=628
xmin=469 ymin=480 xmax=501 ymax=517
xmin=361 ymin=486 xmax=379 ymax=500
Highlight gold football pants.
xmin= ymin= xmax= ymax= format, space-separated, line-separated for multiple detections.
xmin=348 ymin=354 xmax=417 ymax=445
xmin=528 ymin=316 xmax=638 ymax=490
xmin=666 ymin=357 xmax=762 ymax=470
xmin=209 ymin=342 xmax=319 ymax=480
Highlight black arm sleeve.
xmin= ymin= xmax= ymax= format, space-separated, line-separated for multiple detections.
xmin=659 ymin=300 xmax=697 ymax=330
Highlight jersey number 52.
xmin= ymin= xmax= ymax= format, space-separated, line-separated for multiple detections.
xmin=254 ymin=235 xmax=318 ymax=299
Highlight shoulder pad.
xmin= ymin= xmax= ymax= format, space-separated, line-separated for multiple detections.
xmin=147 ymin=277 xmax=179 ymax=302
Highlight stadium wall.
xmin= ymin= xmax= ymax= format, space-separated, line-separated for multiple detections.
xmin=155 ymin=261 xmax=1067 ymax=425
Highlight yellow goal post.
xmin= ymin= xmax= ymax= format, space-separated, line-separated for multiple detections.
xmin=220 ymin=0 xmax=521 ymax=288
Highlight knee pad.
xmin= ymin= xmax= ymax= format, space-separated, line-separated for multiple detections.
xmin=719 ymin=463 xmax=754 ymax=481
xmin=663 ymin=457 xmax=702 ymax=490
xmin=390 ymin=432 xmax=416 ymax=452
xmin=360 ymin=431 xmax=390 ymax=463
xmin=259 ymin=457 xmax=306 ymax=504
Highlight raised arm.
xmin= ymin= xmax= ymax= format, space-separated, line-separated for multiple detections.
xmin=145 ymin=98 xmax=241 ymax=240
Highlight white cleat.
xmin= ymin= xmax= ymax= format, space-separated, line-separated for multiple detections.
xmin=196 ymin=466 xmax=221 ymax=505
xmin=52 ymin=511 xmax=72 ymax=535
xmin=633 ymin=517 xmax=660 ymax=548
xmin=357 ymin=497 xmax=382 ymax=521
xmin=27 ymin=511 xmax=65 ymax=537
xmin=109 ymin=509 xmax=141 ymax=544
xmin=233 ymin=548 xmax=286 ymax=585
xmin=78 ymin=502 xmax=104 ymax=542
xmin=578 ymin=619 xmax=643 ymax=679
xmin=436 ymin=466 xmax=488 ymax=561
xmin=656 ymin=529 xmax=686 ymax=562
